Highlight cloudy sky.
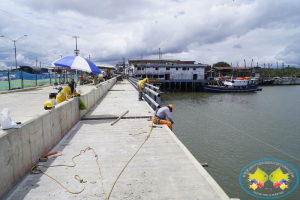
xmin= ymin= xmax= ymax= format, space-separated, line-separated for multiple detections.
xmin=0 ymin=0 xmax=299 ymax=70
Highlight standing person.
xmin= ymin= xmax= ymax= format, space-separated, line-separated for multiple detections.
xmin=56 ymin=83 xmax=80 ymax=104
xmin=137 ymin=78 xmax=149 ymax=100
xmin=153 ymin=104 xmax=174 ymax=131
xmin=71 ymin=78 xmax=77 ymax=88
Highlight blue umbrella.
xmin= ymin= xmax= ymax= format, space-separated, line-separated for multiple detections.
xmin=52 ymin=56 xmax=101 ymax=74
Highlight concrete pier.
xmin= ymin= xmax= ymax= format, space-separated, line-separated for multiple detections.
xmin=2 ymin=80 xmax=236 ymax=199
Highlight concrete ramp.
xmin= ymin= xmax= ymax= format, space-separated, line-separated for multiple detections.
xmin=4 ymin=80 xmax=233 ymax=200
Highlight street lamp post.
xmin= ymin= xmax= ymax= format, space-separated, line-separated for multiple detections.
xmin=1 ymin=35 xmax=27 ymax=70
xmin=251 ymin=59 xmax=253 ymax=77
xmin=72 ymin=36 xmax=80 ymax=56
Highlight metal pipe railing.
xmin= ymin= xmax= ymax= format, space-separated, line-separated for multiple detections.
xmin=129 ymin=77 xmax=161 ymax=110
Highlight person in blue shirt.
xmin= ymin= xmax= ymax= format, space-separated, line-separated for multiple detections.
xmin=153 ymin=104 xmax=174 ymax=131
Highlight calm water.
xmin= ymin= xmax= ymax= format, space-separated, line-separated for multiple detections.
xmin=161 ymin=85 xmax=300 ymax=200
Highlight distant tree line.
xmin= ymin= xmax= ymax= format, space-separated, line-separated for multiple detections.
xmin=213 ymin=62 xmax=300 ymax=77
xmin=259 ymin=66 xmax=300 ymax=77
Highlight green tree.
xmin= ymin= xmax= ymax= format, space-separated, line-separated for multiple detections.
xmin=213 ymin=61 xmax=231 ymax=68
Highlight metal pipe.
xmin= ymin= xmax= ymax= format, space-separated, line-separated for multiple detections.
xmin=144 ymin=87 xmax=160 ymax=97
xmin=111 ymin=110 xmax=129 ymax=126
xmin=144 ymin=94 xmax=160 ymax=108
xmin=21 ymin=70 xmax=24 ymax=88
xmin=8 ymin=70 xmax=11 ymax=90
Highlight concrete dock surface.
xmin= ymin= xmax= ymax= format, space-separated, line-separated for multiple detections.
xmin=0 ymin=84 xmax=96 ymax=124
xmin=3 ymin=80 xmax=235 ymax=199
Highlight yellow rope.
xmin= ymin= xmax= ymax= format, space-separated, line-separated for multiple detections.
xmin=107 ymin=107 xmax=157 ymax=199
xmin=30 ymin=147 xmax=108 ymax=197
xmin=30 ymin=108 xmax=158 ymax=199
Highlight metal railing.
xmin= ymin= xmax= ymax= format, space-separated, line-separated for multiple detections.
xmin=129 ymin=77 xmax=161 ymax=110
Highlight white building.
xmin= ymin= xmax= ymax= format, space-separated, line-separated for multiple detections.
xmin=128 ymin=59 xmax=208 ymax=91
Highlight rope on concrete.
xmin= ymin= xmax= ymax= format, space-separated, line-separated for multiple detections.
xmin=30 ymin=147 xmax=108 ymax=197
xmin=30 ymin=108 xmax=157 ymax=199
xmin=107 ymin=107 xmax=157 ymax=199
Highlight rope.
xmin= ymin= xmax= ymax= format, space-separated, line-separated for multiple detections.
xmin=30 ymin=108 xmax=158 ymax=199
xmin=30 ymin=147 xmax=108 ymax=197
xmin=107 ymin=108 xmax=157 ymax=199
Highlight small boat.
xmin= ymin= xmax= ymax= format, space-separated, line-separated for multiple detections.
xmin=281 ymin=77 xmax=292 ymax=85
xmin=204 ymin=77 xmax=262 ymax=93
xmin=273 ymin=77 xmax=281 ymax=85
xmin=262 ymin=77 xmax=274 ymax=85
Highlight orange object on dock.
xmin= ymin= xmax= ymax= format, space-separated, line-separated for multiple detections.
xmin=44 ymin=151 xmax=62 ymax=158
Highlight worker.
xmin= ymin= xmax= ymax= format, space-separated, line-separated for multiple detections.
xmin=153 ymin=104 xmax=174 ymax=131
xmin=44 ymin=99 xmax=57 ymax=110
xmin=137 ymin=78 xmax=149 ymax=100
xmin=70 ymin=78 xmax=77 ymax=88
xmin=56 ymin=83 xmax=80 ymax=104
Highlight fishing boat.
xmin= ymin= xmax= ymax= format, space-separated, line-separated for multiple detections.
xmin=281 ymin=77 xmax=292 ymax=85
xmin=203 ymin=77 xmax=262 ymax=93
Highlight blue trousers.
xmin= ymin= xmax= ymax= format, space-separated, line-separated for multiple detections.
xmin=139 ymin=90 xmax=143 ymax=100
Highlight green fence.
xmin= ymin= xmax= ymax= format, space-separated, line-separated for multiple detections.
xmin=0 ymin=71 xmax=78 ymax=91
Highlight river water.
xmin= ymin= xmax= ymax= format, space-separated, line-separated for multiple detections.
xmin=161 ymin=85 xmax=300 ymax=200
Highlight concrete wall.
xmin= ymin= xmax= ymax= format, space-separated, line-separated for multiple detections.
xmin=0 ymin=78 xmax=116 ymax=198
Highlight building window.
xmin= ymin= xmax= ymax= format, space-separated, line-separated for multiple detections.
xmin=159 ymin=75 xmax=164 ymax=78
xmin=176 ymin=68 xmax=178 ymax=70
xmin=183 ymin=67 xmax=186 ymax=70
xmin=137 ymin=67 xmax=141 ymax=70
xmin=155 ymin=67 xmax=159 ymax=70
xmin=187 ymin=68 xmax=189 ymax=70
xmin=193 ymin=68 xmax=196 ymax=70
xmin=166 ymin=67 xmax=170 ymax=70
xmin=142 ymin=67 xmax=144 ymax=70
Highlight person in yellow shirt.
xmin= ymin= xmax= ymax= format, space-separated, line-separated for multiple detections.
xmin=137 ymin=78 xmax=149 ymax=100
xmin=56 ymin=83 xmax=80 ymax=104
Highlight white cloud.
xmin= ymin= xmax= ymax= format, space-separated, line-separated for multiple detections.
xmin=0 ymin=0 xmax=299 ymax=70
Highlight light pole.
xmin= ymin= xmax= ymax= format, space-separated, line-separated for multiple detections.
xmin=251 ymin=59 xmax=253 ymax=77
xmin=1 ymin=35 xmax=27 ymax=69
xmin=72 ymin=36 xmax=80 ymax=56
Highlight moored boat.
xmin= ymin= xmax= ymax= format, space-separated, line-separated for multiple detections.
xmin=204 ymin=77 xmax=262 ymax=93
xmin=281 ymin=77 xmax=292 ymax=85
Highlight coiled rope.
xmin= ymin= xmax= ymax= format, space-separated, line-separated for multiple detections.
xmin=30 ymin=107 xmax=158 ymax=199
